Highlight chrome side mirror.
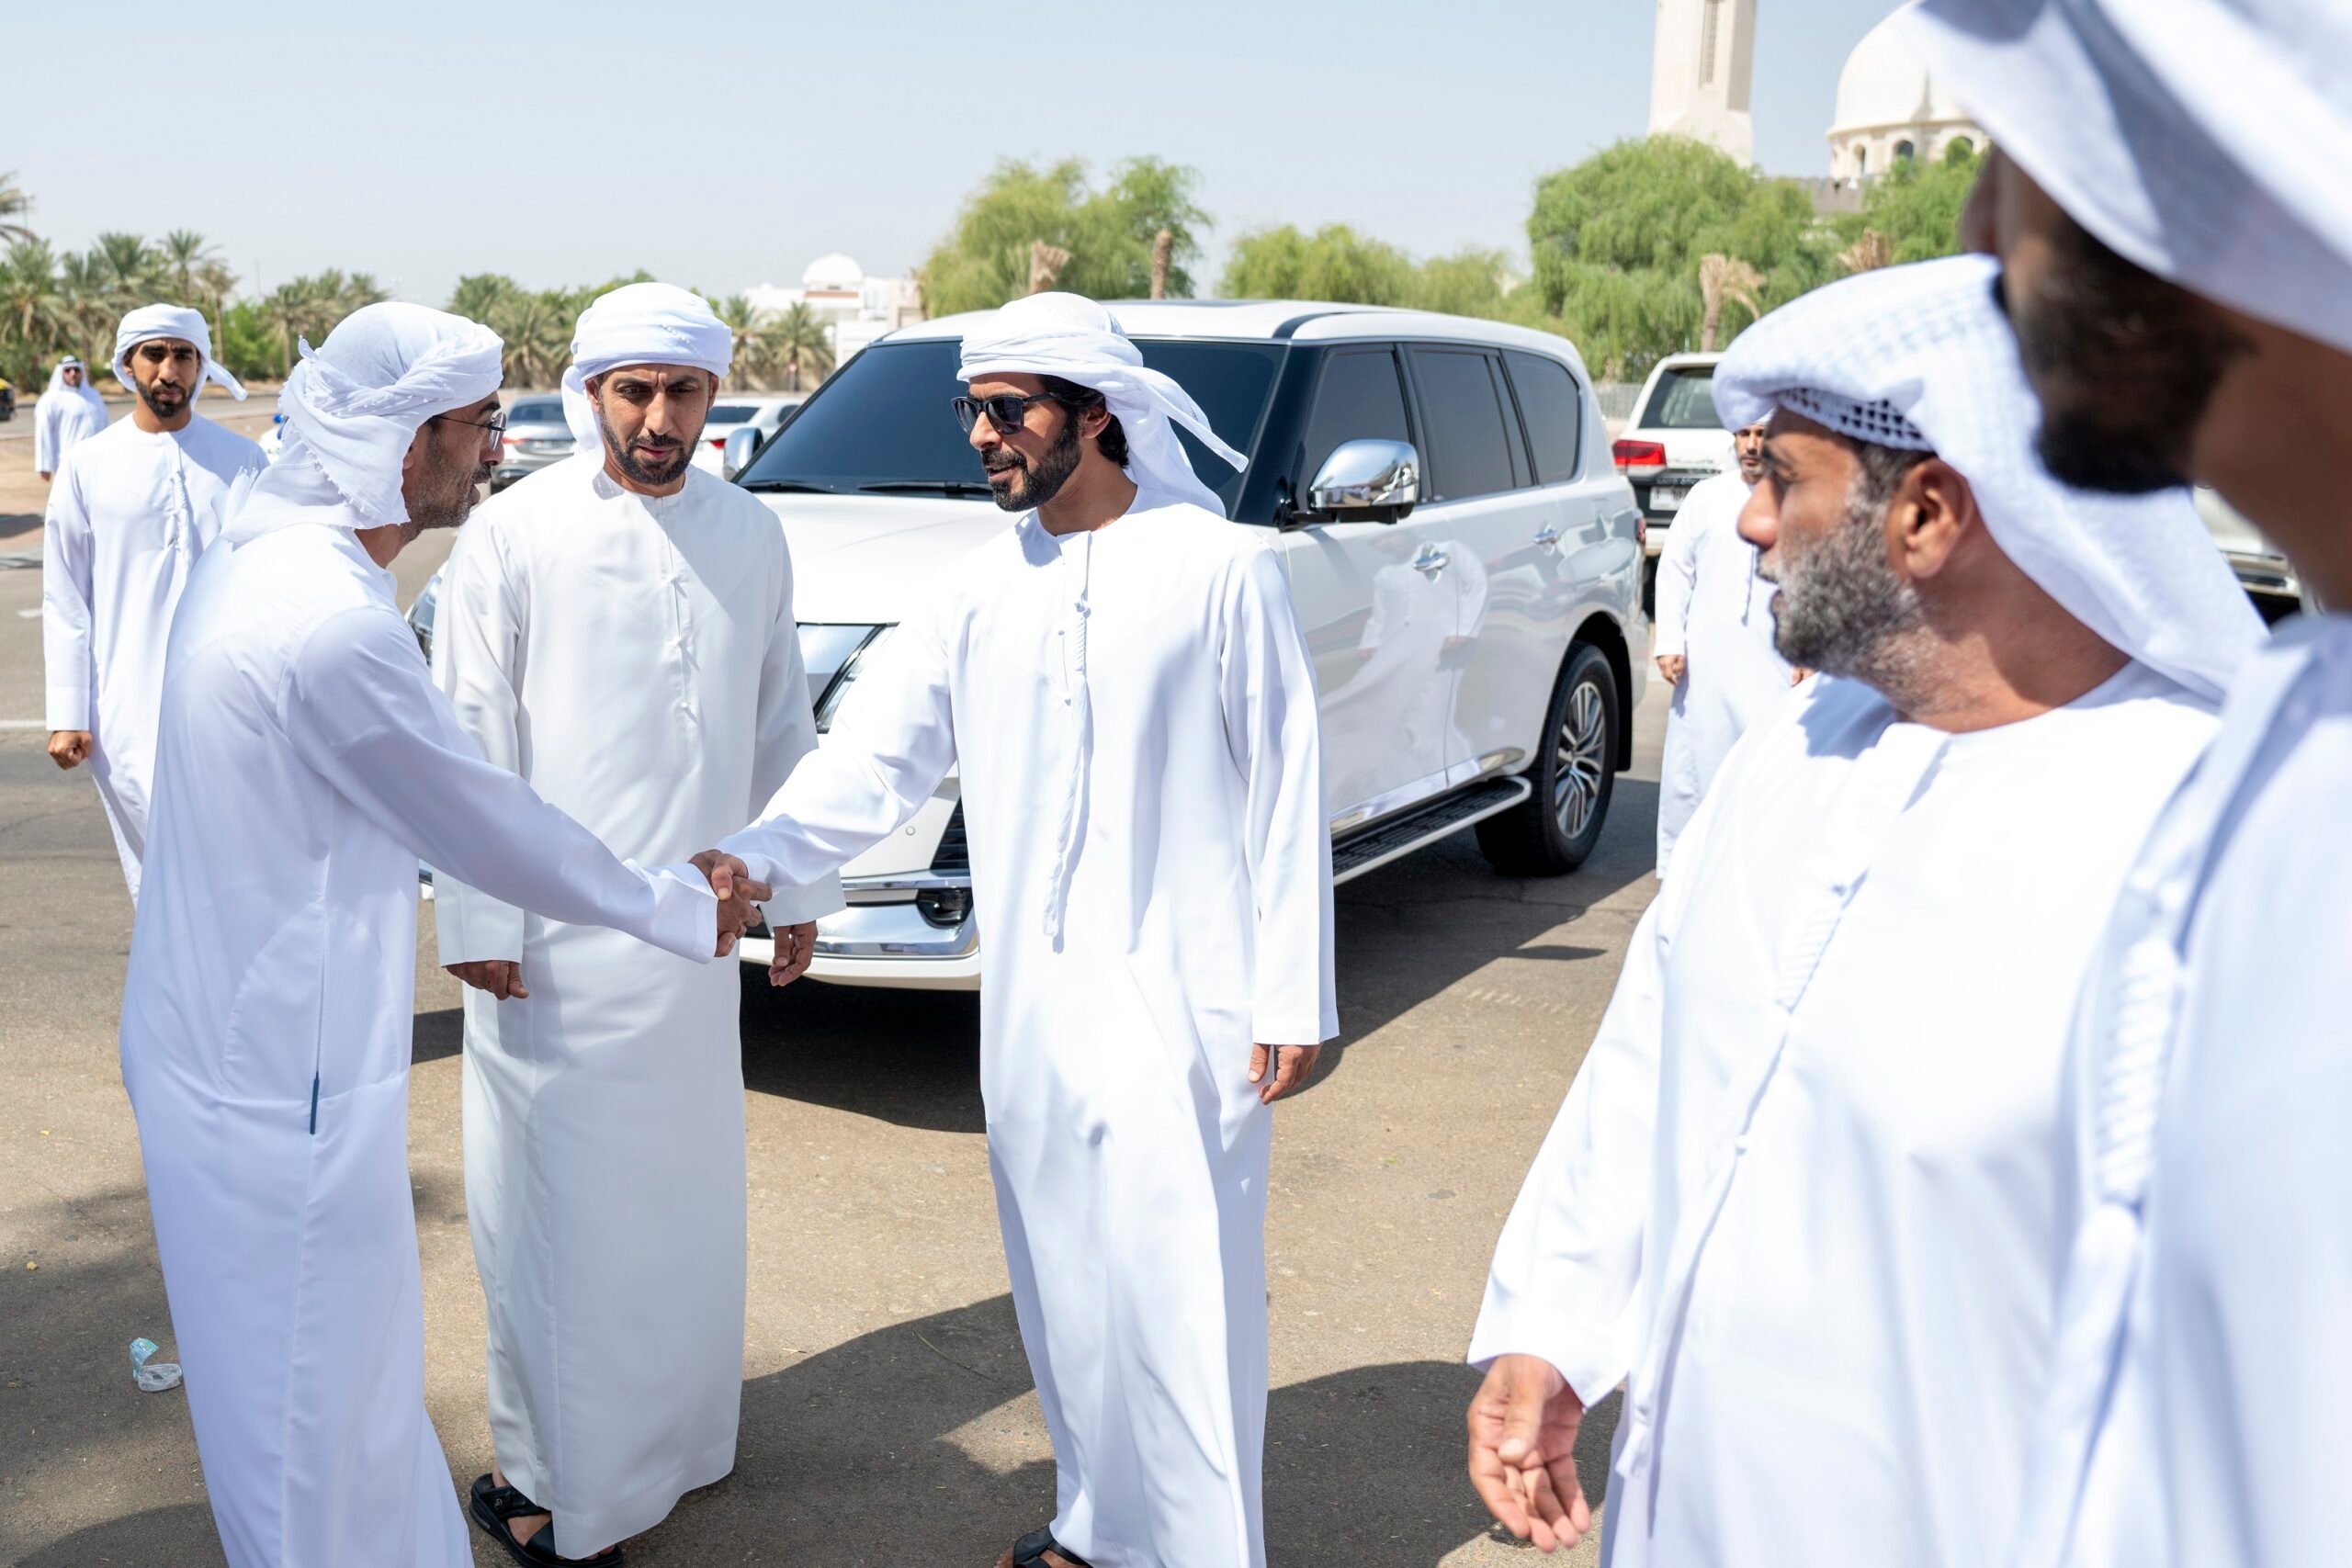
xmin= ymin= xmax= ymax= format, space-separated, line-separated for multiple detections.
xmin=1305 ymin=438 xmax=1419 ymax=524
xmin=722 ymin=424 xmax=762 ymax=480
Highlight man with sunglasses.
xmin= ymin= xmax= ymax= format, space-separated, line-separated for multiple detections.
xmin=718 ymin=291 xmax=1335 ymax=1568
xmin=430 ymin=282 xmax=838 ymax=1566
xmin=42 ymin=304 xmax=264 ymax=897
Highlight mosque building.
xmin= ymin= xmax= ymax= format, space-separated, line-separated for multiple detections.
xmin=743 ymin=254 xmax=924 ymax=365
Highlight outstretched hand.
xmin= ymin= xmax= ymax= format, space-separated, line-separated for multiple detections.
xmin=691 ymin=851 xmax=773 ymax=958
xmin=1467 ymin=1353 xmax=1592 ymax=1553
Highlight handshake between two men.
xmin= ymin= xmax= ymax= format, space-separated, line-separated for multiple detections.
xmin=445 ymin=850 xmax=817 ymax=1000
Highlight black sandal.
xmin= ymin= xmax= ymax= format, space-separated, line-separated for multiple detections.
xmin=469 ymin=1472 xmax=625 ymax=1566
xmin=1008 ymin=1527 xmax=1092 ymax=1568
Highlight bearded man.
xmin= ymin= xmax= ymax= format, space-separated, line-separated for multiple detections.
xmin=42 ymin=307 xmax=264 ymax=897
xmin=1464 ymin=256 xmax=2262 ymax=1564
xmin=33 ymin=353 xmax=107 ymax=478
xmin=432 ymin=282 xmax=839 ymax=1565
xmin=121 ymin=302 xmax=766 ymax=1568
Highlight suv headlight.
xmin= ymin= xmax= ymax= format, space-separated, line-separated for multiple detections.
xmin=796 ymin=624 xmax=895 ymax=733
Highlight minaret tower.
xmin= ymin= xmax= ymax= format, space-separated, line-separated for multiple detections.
xmin=1648 ymin=0 xmax=1758 ymax=166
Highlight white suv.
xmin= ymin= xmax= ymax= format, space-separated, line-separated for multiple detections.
xmin=413 ymin=301 xmax=1648 ymax=990
xmin=1612 ymin=351 xmax=1732 ymax=558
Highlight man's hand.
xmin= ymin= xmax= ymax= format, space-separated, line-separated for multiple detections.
xmin=47 ymin=730 xmax=91 ymax=771
xmin=446 ymin=960 xmax=527 ymax=999
xmin=767 ymin=920 xmax=817 ymax=988
xmin=1246 ymin=1043 xmax=1321 ymax=1105
xmin=690 ymin=851 xmax=773 ymax=958
xmin=1655 ymin=654 xmax=1686 ymax=684
xmin=1467 ymin=1353 xmax=1592 ymax=1553
xmin=37 ymin=470 xmax=52 ymax=482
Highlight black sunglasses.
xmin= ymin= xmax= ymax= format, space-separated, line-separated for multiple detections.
xmin=951 ymin=391 xmax=1067 ymax=435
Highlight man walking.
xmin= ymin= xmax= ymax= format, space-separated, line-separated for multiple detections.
xmin=42 ymin=306 xmax=263 ymax=897
xmin=1649 ymin=419 xmax=1792 ymax=874
xmin=433 ymin=282 xmax=839 ymax=1564
xmin=1464 ymin=257 xmax=2261 ymax=1563
xmin=121 ymin=302 xmax=765 ymax=1568
xmin=719 ymin=292 xmax=1335 ymax=1568
xmin=1903 ymin=4 xmax=2352 ymax=1562
xmin=33 ymin=353 xmax=107 ymax=479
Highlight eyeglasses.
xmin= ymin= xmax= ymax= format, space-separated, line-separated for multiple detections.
xmin=433 ymin=408 xmax=509 ymax=446
xmin=951 ymin=392 xmax=1065 ymax=435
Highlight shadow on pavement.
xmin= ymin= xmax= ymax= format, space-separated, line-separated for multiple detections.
xmin=2 ymin=512 xmax=40 ymax=541
xmin=621 ymin=1293 xmax=1620 ymax=1567
xmin=14 ymin=1503 xmax=223 ymax=1567
xmin=740 ymin=976 xmax=985 ymax=1135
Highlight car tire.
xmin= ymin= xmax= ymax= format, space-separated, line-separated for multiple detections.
xmin=1476 ymin=642 xmax=1619 ymax=877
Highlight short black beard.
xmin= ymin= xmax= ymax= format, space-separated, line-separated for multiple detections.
xmin=2004 ymin=223 xmax=2253 ymax=494
xmin=1769 ymin=465 xmax=1930 ymax=695
xmin=135 ymin=380 xmax=187 ymax=422
xmin=985 ymin=412 xmax=1082 ymax=513
xmin=603 ymin=421 xmax=694 ymax=487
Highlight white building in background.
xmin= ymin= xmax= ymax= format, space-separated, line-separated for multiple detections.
xmin=1649 ymin=0 xmax=1758 ymax=166
xmin=744 ymin=254 xmax=923 ymax=369
xmin=1826 ymin=12 xmax=1985 ymax=182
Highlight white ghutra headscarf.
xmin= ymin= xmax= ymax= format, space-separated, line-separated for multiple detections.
xmin=560 ymin=282 xmax=733 ymax=457
xmin=1898 ymin=0 xmax=2352 ymax=358
xmin=957 ymin=292 xmax=1245 ymax=517
xmin=1713 ymin=254 xmax=2265 ymax=705
xmin=42 ymin=355 xmax=107 ymax=413
xmin=225 ymin=302 xmax=504 ymax=543
xmin=112 ymin=303 xmax=246 ymax=401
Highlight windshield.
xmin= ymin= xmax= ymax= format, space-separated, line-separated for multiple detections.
xmin=738 ymin=338 xmax=1283 ymax=510
xmin=1637 ymin=366 xmax=1721 ymax=431
xmin=508 ymin=400 xmax=565 ymax=424
xmin=706 ymin=405 xmax=761 ymax=423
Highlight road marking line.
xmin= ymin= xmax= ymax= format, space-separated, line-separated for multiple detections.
xmin=2 ymin=720 xmax=49 ymax=729
xmin=16 ymin=608 xmax=39 ymax=618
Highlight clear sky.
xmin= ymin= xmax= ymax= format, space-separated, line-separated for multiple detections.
xmin=10 ymin=0 xmax=1905 ymax=307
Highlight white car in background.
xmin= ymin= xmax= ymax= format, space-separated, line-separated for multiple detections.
xmin=1611 ymin=351 xmax=1731 ymax=562
xmin=693 ymin=392 xmax=804 ymax=479
xmin=411 ymin=300 xmax=1650 ymax=992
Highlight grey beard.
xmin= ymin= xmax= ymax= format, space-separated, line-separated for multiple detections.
xmin=1770 ymin=483 xmax=1932 ymax=704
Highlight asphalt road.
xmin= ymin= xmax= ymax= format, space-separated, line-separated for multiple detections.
xmin=0 ymin=498 xmax=1666 ymax=1567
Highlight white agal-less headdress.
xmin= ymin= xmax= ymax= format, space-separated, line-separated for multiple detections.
xmin=112 ymin=303 xmax=246 ymax=401
xmin=1899 ymin=0 xmax=2352 ymax=358
xmin=560 ymin=282 xmax=734 ymax=455
xmin=957 ymin=292 xmax=1246 ymax=517
xmin=1714 ymin=253 xmax=2265 ymax=705
xmin=44 ymin=355 xmax=106 ymax=411
xmin=224 ymin=302 xmax=504 ymax=543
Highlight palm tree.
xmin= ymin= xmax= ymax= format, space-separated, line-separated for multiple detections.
xmin=711 ymin=294 xmax=790 ymax=389
xmin=0 ymin=240 xmax=69 ymax=375
xmin=1838 ymin=229 xmax=1894 ymax=276
xmin=1697 ymin=253 xmax=1765 ymax=354
xmin=769 ymin=301 xmax=833 ymax=392
xmin=93 ymin=231 xmax=158 ymax=299
xmin=487 ymin=290 xmax=568 ymax=389
xmin=0 ymin=172 xmax=33 ymax=245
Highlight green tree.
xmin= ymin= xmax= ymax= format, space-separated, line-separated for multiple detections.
xmin=1219 ymin=224 xmax=1419 ymax=305
xmin=215 ymin=301 xmax=282 ymax=382
xmin=486 ymin=289 xmax=569 ymax=389
xmin=447 ymin=272 xmax=521 ymax=326
xmin=92 ymin=231 xmax=159 ymax=298
xmin=919 ymin=157 xmax=1208 ymax=316
xmin=1838 ymin=141 xmax=1983 ymax=268
xmin=0 ymin=172 xmax=32 ymax=245
xmin=768 ymin=300 xmax=833 ymax=390
xmin=0 ymin=239 xmax=68 ymax=386
xmin=1526 ymin=135 xmax=1832 ymax=378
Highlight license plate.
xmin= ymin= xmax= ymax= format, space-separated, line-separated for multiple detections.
xmin=1651 ymin=485 xmax=1686 ymax=511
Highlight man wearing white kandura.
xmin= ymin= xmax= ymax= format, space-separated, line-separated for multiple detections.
xmin=32 ymin=352 xmax=108 ymax=478
xmin=434 ymin=281 xmax=840 ymax=1566
xmin=1464 ymin=254 xmax=2263 ymax=1564
xmin=719 ymin=292 xmax=1336 ymax=1568
xmin=1903 ymin=2 xmax=2352 ymax=1563
xmin=1648 ymin=417 xmax=1796 ymax=876
xmin=119 ymin=301 xmax=767 ymax=1568
xmin=41 ymin=306 xmax=264 ymax=897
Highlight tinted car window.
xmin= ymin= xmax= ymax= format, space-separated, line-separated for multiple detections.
xmin=508 ymin=400 xmax=565 ymax=423
xmin=738 ymin=339 xmax=1282 ymax=512
xmin=1299 ymin=348 xmax=1410 ymax=491
xmin=1409 ymin=348 xmax=1520 ymax=502
xmin=1638 ymin=366 xmax=1720 ymax=430
xmin=705 ymin=405 xmax=759 ymax=423
xmin=1503 ymin=352 xmax=1584 ymax=483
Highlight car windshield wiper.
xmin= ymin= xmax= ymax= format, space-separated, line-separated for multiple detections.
xmin=855 ymin=480 xmax=995 ymax=498
xmin=740 ymin=479 xmax=841 ymax=494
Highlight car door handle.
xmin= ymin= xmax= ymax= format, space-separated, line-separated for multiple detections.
xmin=1532 ymin=525 xmax=1562 ymax=547
xmin=1412 ymin=544 xmax=1449 ymax=571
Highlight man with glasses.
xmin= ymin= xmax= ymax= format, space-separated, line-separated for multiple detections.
xmin=718 ymin=291 xmax=1335 ymax=1568
xmin=42 ymin=305 xmax=263 ymax=897
xmin=430 ymin=281 xmax=837 ymax=1565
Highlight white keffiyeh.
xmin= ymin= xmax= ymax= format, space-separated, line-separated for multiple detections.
xmin=957 ymin=292 xmax=1244 ymax=517
xmin=1714 ymin=253 xmax=2264 ymax=705
xmin=560 ymin=282 xmax=733 ymax=456
xmin=113 ymin=304 xmax=246 ymax=401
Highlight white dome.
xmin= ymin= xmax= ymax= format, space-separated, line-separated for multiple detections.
xmin=1829 ymin=13 xmax=1971 ymax=134
xmin=800 ymin=252 xmax=864 ymax=292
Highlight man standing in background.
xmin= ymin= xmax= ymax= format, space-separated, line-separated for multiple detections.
xmin=1649 ymin=419 xmax=1792 ymax=874
xmin=33 ymin=354 xmax=108 ymax=479
xmin=42 ymin=305 xmax=262 ymax=897
xmin=435 ymin=282 xmax=839 ymax=1565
